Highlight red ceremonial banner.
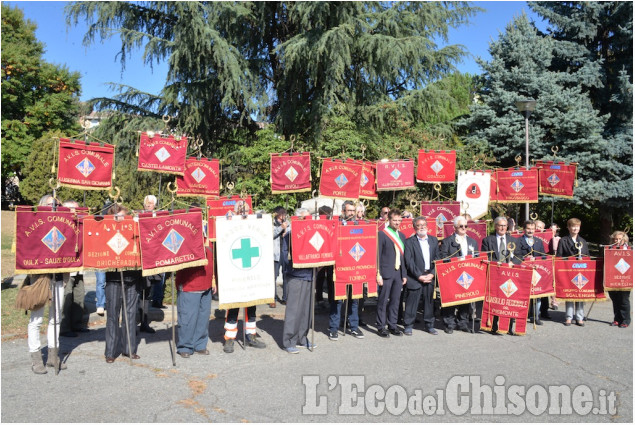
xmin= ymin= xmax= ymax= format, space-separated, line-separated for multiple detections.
xmin=334 ymin=222 xmax=378 ymax=300
xmin=435 ymin=253 xmax=487 ymax=307
xmin=603 ymin=247 xmax=633 ymax=291
xmin=359 ymin=160 xmax=378 ymax=200
xmin=137 ymin=132 xmax=187 ymax=175
xmin=533 ymin=230 xmax=555 ymax=255
xmin=554 ymin=257 xmax=606 ymax=301
xmin=319 ymin=158 xmax=362 ymax=199
xmin=15 ymin=206 xmax=83 ymax=274
xmin=416 ymin=150 xmax=456 ymax=183
xmin=481 ymin=263 xmax=533 ymax=335
xmin=57 ymin=138 xmax=114 ymax=190
xmin=535 ymin=161 xmax=577 ymax=198
xmin=443 ymin=221 xmax=487 ymax=249
xmin=290 ymin=217 xmax=338 ymax=268
xmin=270 ymin=152 xmax=312 ymax=194
xmin=420 ymin=201 xmax=461 ymax=239
xmin=487 ymin=169 xmax=499 ymax=203
xmin=206 ymin=196 xmax=253 ymax=241
xmin=400 ymin=217 xmax=438 ymax=239
xmin=138 ymin=209 xmax=207 ymax=276
xmin=523 ymin=257 xmax=555 ymax=298
xmin=82 ymin=215 xmax=141 ymax=270
xmin=376 ymin=159 xmax=415 ymax=191
xmin=176 ymin=157 xmax=220 ymax=197
xmin=495 ymin=168 xmax=539 ymax=203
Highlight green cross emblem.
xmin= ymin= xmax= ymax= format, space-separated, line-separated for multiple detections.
xmin=232 ymin=238 xmax=260 ymax=268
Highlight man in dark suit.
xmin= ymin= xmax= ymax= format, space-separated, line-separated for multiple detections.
xmin=376 ymin=208 xmax=407 ymax=337
xmin=556 ymin=217 xmax=590 ymax=326
xmin=404 ymin=217 xmax=439 ymax=335
xmin=439 ymin=216 xmax=479 ymax=333
xmin=480 ymin=216 xmax=522 ymax=334
xmin=516 ymin=220 xmax=547 ymax=325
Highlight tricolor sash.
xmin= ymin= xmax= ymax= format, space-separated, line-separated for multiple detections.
xmin=481 ymin=262 xmax=533 ymax=335
xmin=416 ymin=150 xmax=456 ymax=183
xmin=82 ymin=215 xmax=141 ymax=270
xmin=334 ymin=222 xmax=378 ymax=300
xmin=383 ymin=227 xmax=404 ymax=255
xmin=319 ymin=158 xmax=362 ymax=199
xmin=523 ymin=257 xmax=555 ymax=298
xmin=535 ymin=161 xmax=577 ymax=198
xmin=137 ymin=209 xmax=207 ymax=276
xmin=57 ymin=138 xmax=114 ymax=190
xmin=554 ymin=257 xmax=605 ymax=301
xmin=290 ymin=217 xmax=338 ymax=267
xmin=270 ymin=152 xmax=312 ymax=194
xmin=137 ymin=132 xmax=187 ymax=175
xmin=215 ymin=214 xmax=275 ymax=309
xmin=603 ymin=247 xmax=633 ymax=291
xmin=495 ymin=168 xmax=539 ymax=203
xmin=15 ymin=206 xmax=83 ymax=274
xmin=176 ymin=157 xmax=220 ymax=197
xmin=376 ymin=159 xmax=415 ymax=191
xmin=435 ymin=253 xmax=487 ymax=307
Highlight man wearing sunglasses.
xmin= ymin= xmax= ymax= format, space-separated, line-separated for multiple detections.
xmin=439 ymin=216 xmax=479 ymax=334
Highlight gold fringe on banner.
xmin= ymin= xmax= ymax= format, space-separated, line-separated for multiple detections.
xmin=554 ymin=297 xmax=608 ymax=302
xmin=141 ymin=258 xmax=208 ymax=277
xmin=538 ymin=191 xmax=574 ymax=199
xmin=137 ymin=168 xmax=185 ymax=176
xmin=294 ymin=261 xmax=335 ymax=268
xmin=440 ymin=296 xmax=485 ymax=308
xmin=16 ymin=267 xmax=82 ymax=275
xmin=271 ymin=188 xmax=312 ymax=195
xmin=529 ymin=292 xmax=556 ymax=299
xmin=604 ymin=287 xmax=633 ymax=292
xmin=58 ymin=182 xmax=112 ymax=191
xmin=218 ymin=298 xmax=275 ymax=310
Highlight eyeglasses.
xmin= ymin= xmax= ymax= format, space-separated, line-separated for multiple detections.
xmin=457 ymin=225 xmax=468 ymax=229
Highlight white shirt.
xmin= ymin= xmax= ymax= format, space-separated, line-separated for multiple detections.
xmin=417 ymin=235 xmax=430 ymax=270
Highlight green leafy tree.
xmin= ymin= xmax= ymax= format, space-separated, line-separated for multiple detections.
xmin=1 ymin=4 xmax=82 ymax=201
xmin=458 ymin=15 xmax=619 ymax=241
xmin=528 ymin=1 xmax=633 ymax=241
xmin=66 ymin=1 xmax=480 ymax=148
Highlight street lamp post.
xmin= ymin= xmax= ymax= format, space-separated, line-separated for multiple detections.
xmin=515 ymin=99 xmax=537 ymax=221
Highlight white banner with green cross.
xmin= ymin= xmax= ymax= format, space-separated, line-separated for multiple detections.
xmin=216 ymin=214 xmax=275 ymax=309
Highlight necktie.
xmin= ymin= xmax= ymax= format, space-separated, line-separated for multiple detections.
xmin=499 ymin=236 xmax=506 ymax=261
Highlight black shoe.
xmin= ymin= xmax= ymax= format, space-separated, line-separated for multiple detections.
xmin=73 ymin=328 xmax=90 ymax=333
xmin=60 ymin=331 xmax=78 ymax=338
xmin=444 ymin=328 xmax=453 ymax=334
xmin=358 ymin=319 xmax=367 ymax=327
xmin=425 ymin=328 xmax=439 ymax=335
xmin=541 ymin=311 xmax=551 ymax=320
xmin=223 ymin=339 xmax=234 ymax=353
xmin=389 ymin=328 xmax=403 ymax=336
xmin=246 ymin=334 xmax=266 ymax=348
xmin=457 ymin=326 xmax=470 ymax=333
xmin=378 ymin=328 xmax=390 ymax=338
xmin=140 ymin=323 xmax=156 ymax=334
xmin=329 ymin=330 xmax=339 ymax=341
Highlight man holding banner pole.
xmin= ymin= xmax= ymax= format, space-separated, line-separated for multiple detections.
xmin=556 ymin=218 xmax=590 ymax=326
xmin=439 ymin=216 xmax=479 ymax=334
xmin=282 ymin=208 xmax=316 ymax=353
xmin=516 ymin=220 xmax=546 ymax=325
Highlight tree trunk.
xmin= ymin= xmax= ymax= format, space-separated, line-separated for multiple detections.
xmin=599 ymin=206 xmax=614 ymax=245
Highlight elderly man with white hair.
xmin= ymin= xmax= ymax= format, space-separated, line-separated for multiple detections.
xmin=438 ymin=215 xmax=479 ymax=334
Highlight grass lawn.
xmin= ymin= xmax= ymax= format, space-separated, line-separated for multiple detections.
xmin=1 ymin=209 xmax=29 ymax=338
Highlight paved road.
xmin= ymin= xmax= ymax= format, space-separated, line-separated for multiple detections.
xmin=1 ymin=273 xmax=632 ymax=422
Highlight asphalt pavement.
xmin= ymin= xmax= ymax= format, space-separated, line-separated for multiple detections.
xmin=1 ymin=272 xmax=632 ymax=423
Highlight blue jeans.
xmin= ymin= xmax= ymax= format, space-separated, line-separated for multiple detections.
xmin=95 ymin=271 xmax=106 ymax=309
xmin=177 ymin=289 xmax=212 ymax=354
xmin=329 ymin=299 xmax=359 ymax=332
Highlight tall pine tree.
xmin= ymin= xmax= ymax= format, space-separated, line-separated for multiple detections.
xmin=66 ymin=1 xmax=480 ymax=148
xmin=459 ymin=14 xmax=615 ymax=240
xmin=529 ymin=1 xmax=633 ymax=241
